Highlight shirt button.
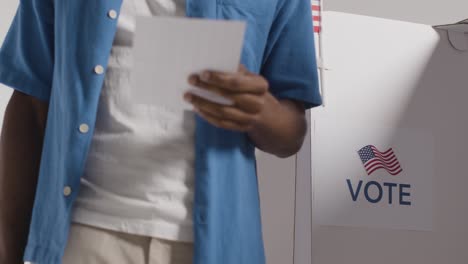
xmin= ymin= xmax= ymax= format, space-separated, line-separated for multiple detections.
xmin=79 ymin=123 xmax=89 ymax=134
xmin=63 ymin=186 xmax=72 ymax=196
xmin=108 ymin=9 xmax=118 ymax=19
xmin=94 ymin=65 xmax=104 ymax=75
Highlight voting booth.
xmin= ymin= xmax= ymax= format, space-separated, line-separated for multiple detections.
xmin=305 ymin=11 xmax=468 ymax=264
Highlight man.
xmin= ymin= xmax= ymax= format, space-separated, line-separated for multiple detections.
xmin=0 ymin=0 xmax=322 ymax=263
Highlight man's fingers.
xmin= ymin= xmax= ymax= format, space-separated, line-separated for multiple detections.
xmin=194 ymin=108 xmax=253 ymax=132
xmin=228 ymin=93 xmax=265 ymax=114
xmin=188 ymin=75 xmax=264 ymax=114
xmin=186 ymin=93 xmax=259 ymax=125
xmin=197 ymin=70 xmax=268 ymax=94
xmin=188 ymin=75 xmax=230 ymax=97
xmin=238 ymin=64 xmax=250 ymax=74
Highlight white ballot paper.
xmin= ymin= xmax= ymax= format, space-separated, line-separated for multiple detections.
xmin=131 ymin=17 xmax=246 ymax=111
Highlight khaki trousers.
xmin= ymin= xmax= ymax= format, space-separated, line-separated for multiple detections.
xmin=62 ymin=223 xmax=194 ymax=264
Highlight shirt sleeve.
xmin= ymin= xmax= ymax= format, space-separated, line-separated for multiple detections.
xmin=0 ymin=0 xmax=55 ymax=102
xmin=260 ymin=0 xmax=322 ymax=110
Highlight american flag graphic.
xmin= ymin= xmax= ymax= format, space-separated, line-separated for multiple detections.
xmin=357 ymin=145 xmax=403 ymax=176
xmin=311 ymin=0 xmax=322 ymax=33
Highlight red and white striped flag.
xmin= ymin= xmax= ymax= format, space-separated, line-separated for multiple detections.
xmin=311 ymin=0 xmax=322 ymax=33
xmin=311 ymin=0 xmax=325 ymax=105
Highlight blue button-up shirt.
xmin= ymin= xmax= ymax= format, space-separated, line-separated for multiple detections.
xmin=0 ymin=0 xmax=321 ymax=263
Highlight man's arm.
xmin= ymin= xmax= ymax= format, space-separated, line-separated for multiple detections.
xmin=0 ymin=91 xmax=48 ymax=263
xmin=184 ymin=67 xmax=308 ymax=158
xmin=246 ymin=96 xmax=306 ymax=158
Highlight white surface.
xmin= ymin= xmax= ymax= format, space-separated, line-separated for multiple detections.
xmin=325 ymin=0 xmax=468 ymax=26
xmin=132 ymin=17 xmax=245 ymax=111
xmin=313 ymin=12 xmax=437 ymax=231
xmin=311 ymin=11 xmax=468 ymax=264
xmin=314 ymin=121 xmax=434 ymax=230
xmin=0 ymin=89 xmax=11 ymax=129
xmin=112 ymin=0 xmax=186 ymax=47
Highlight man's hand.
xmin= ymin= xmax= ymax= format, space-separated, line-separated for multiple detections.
xmin=184 ymin=65 xmax=308 ymax=158
xmin=184 ymin=65 xmax=268 ymax=132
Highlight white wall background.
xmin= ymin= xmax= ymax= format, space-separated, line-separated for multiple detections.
xmin=325 ymin=0 xmax=468 ymax=26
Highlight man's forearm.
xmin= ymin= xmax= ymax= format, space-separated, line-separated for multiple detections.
xmin=0 ymin=91 xmax=48 ymax=263
xmin=247 ymin=92 xmax=307 ymax=158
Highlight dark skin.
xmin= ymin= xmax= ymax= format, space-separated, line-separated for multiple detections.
xmin=184 ymin=65 xmax=308 ymax=158
xmin=0 ymin=91 xmax=48 ymax=263
xmin=0 ymin=65 xmax=307 ymax=263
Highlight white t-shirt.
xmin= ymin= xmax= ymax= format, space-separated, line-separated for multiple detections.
xmin=70 ymin=0 xmax=195 ymax=242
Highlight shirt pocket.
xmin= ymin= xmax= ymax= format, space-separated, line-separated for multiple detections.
xmin=215 ymin=0 xmax=274 ymax=72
